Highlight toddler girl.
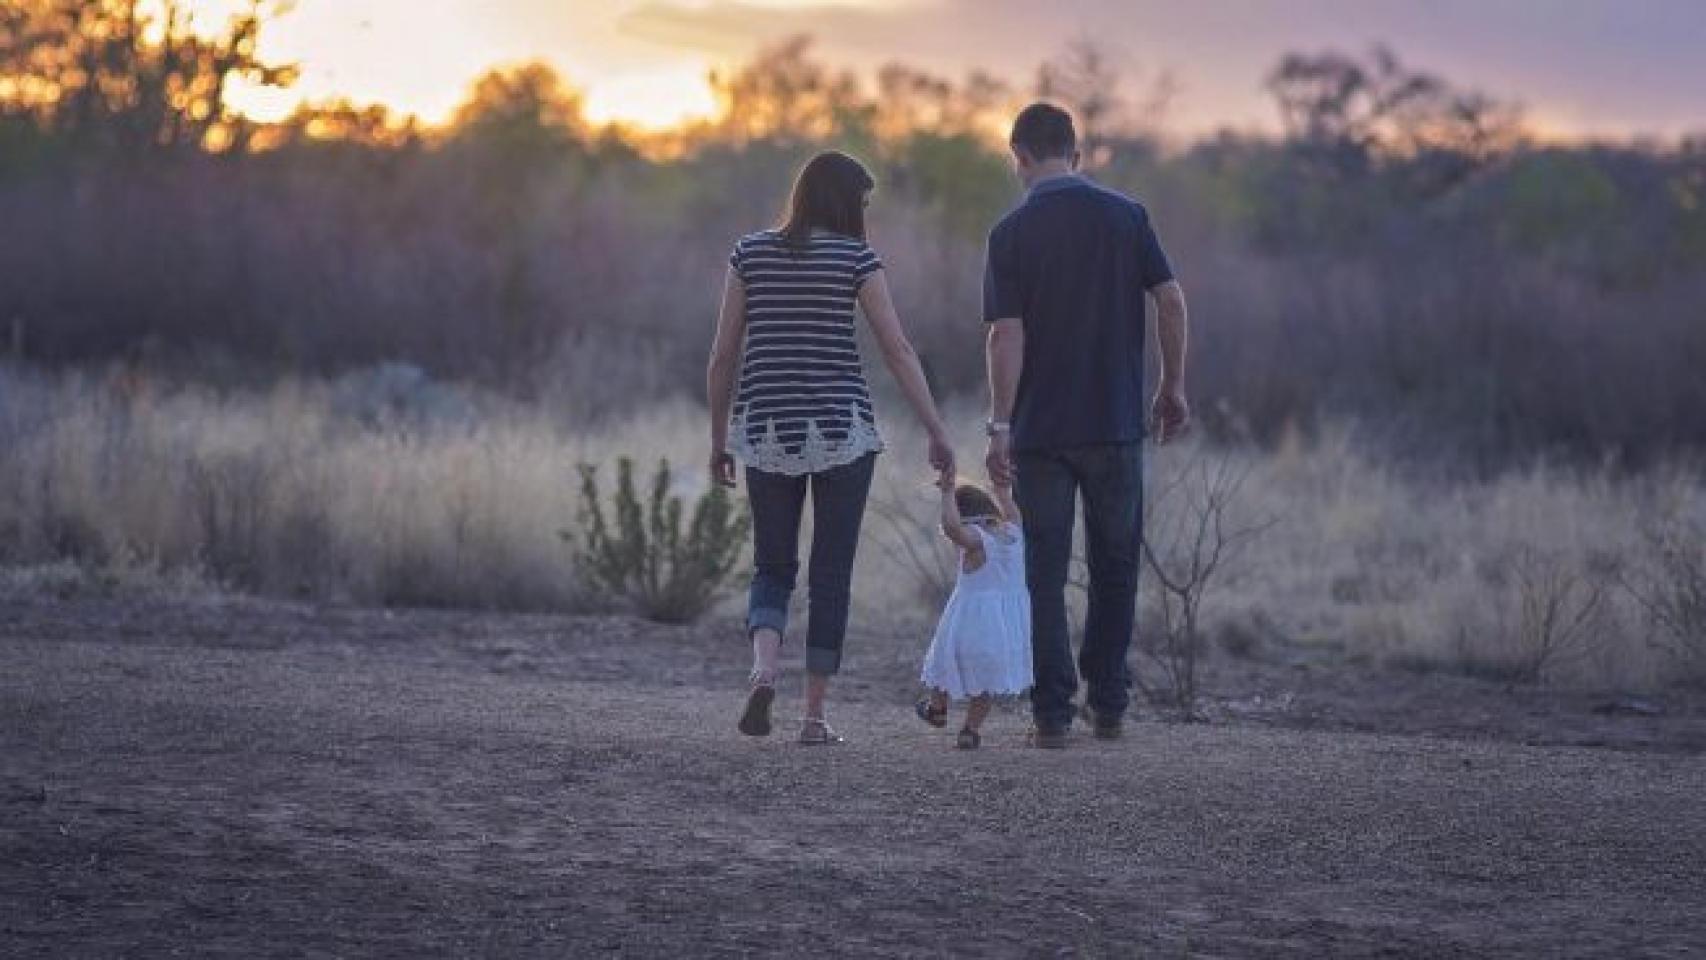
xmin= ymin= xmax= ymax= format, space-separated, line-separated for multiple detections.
xmin=915 ymin=475 xmax=1032 ymax=749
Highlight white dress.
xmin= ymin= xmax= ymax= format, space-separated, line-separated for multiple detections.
xmin=920 ymin=522 xmax=1033 ymax=700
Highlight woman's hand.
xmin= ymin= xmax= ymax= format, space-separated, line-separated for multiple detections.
xmin=710 ymin=449 xmax=737 ymax=488
xmin=927 ymin=430 xmax=956 ymax=487
xmin=935 ymin=462 xmax=957 ymax=492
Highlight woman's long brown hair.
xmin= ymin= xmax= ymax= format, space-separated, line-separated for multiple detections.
xmin=778 ymin=151 xmax=874 ymax=247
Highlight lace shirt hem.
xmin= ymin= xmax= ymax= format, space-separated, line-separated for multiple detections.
xmin=726 ymin=408 xmax=885 ymax=476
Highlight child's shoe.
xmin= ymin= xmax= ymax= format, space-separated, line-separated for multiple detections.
xmin=914 ymin=698 xmax=948 ymax=728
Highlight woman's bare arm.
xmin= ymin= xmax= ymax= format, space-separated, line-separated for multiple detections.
xmin=857 ymin=269 xmax=954 ymax=481
xmin=706 ymin=267 xmax=746 ymax=486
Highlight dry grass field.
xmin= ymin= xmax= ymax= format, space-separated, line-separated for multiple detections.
xmin=3 ymin=366 xmax=1703 ymax=692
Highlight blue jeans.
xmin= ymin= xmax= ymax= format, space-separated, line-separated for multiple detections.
xmin=1014 ymin=442 xmax=1143 ymax=732
xmin=744 ymin=454 xmax=875 ymax=677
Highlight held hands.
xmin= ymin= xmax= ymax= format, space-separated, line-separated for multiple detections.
xmin=927 ymin=429 xmax=956 ymax=489
xmin=985 ymin=431 xmax=1014 ymax=487
xmin=1150 ymin=385 xmax=1191 ymax=445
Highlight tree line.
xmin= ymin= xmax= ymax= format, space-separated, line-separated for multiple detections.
xmin=2 ymin=1 xmax=1704 ymax=469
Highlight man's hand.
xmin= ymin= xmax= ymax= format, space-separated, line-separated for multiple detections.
xmin=985 ymin=431 xmax=1014 ymax=486
xmin=710 ymin=449 xmax=737 ymax=488
xmin=1149 ymin=386 xmax=1191 ymax=444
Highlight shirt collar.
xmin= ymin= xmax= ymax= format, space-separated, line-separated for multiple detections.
xmin=1027 ymin=172 xmax=1086 ymax=199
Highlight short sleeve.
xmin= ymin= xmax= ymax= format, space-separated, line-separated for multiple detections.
xmin=982 ymin=224 xmax=1021 ymax=323
xmin=1135 ymin=213 xmax=1175 ymax=290
xmin=727 ymin=238 xmax=747 ymax=282
xmin=853 ymin=244 xmax=883 ymax=286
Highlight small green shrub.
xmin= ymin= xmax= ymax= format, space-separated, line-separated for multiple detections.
xmin=565 ymin=457 xmax=750 ymax=624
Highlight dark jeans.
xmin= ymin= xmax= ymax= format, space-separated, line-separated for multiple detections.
xmin=744 ymin=453 xmax=876 ymax=677
xmin=1014 ymin=442 xmax=1143 ymax=732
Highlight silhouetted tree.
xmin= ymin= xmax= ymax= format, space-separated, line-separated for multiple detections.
xmin=448 ymin=61 xmax=585 ymax=157
xmin=0 ymin=0 xmax=297 ymax=154
xmin=1266 ymin=44 xmax=1523 ymax=188
xmin=1033 ymin=37 xmax=1175 ymax=167
xmin=263 ymin=97 xmax=420 ymax=151
xmin=707 ymin=36 xmax=868 ymax=145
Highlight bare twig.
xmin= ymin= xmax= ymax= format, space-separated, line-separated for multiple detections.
xmin=1137 ymin=450 xmax=1276 ymax=717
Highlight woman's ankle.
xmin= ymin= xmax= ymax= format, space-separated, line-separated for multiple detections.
xmin=750 ymin=627 xmax=782 ymax=680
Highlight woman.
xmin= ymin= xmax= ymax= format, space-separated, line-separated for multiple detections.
xmin=707 ymin=151 xmax=954 ymax=745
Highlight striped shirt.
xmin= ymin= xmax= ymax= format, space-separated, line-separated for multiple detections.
xmin=725 ymin=229 xmax=885 ymax=476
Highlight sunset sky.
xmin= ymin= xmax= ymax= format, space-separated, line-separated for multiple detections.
xmin=207 ymin=0 xmax=1706 ymax=138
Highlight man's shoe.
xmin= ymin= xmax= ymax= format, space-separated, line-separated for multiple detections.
xmin=1081 ymin=704 xmax=1124 ymax=740
xmin=1027 ymin=726 xmax=1069 ymax=749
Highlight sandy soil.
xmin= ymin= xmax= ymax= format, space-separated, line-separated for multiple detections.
xmin=3 ymin=595 xmax=1703 ymax=958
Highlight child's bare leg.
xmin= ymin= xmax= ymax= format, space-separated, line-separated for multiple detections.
xmin=964 ymin=695 xmax=993 ymax=732
xmin=928 ymin=688 xmax=949 ymax=712
xmin=752 ymin=627 xmax=781 ymax=683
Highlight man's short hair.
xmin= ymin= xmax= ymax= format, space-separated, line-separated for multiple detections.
xmin=1010 ymin=102 xmax=1076 ymax=160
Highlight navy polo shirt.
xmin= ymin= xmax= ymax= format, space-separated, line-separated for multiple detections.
xmin=982 ymin=174 xmax=1175 ymax=453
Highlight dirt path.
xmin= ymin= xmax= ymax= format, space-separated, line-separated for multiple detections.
xmin=3 ymin=598 xmax=1704 ymax=958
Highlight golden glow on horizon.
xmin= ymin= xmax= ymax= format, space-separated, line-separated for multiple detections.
xmin=582 ymin=63 xmax=720 ymax=131
xmin=181 ymin=0 xmax=1685 ymax=142
xmin=195 ymin=0 xmax=859 ymax=131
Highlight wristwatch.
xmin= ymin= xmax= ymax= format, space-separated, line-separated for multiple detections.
xmin=985 ymin=419 xmax=1011 ymax=437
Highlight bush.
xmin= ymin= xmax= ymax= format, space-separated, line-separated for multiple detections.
xmin=1621 ymin=519 xmax=1706 ymax=682
xmin=1504 ymin=546 xmax=1607 ymax=683
xmin=566 ymin=457 xmax=750 ymax=624
xmin=1135 ymin=452 xmax=1275 ymax=718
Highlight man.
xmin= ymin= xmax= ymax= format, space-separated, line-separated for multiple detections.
xmin=983 ymin=102 xmax=1191 ymax=748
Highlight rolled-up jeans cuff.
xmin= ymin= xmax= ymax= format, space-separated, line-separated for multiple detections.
xmin=748 ymin=606 xmax=787 ymax=640
xmin=805 ymin=646 xmax=840 ymax=676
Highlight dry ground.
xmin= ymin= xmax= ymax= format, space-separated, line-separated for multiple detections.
xmin=3 ymin=595 xmax=1703 ymax=959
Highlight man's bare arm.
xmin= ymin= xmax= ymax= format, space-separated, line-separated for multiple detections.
xmin=1150 ymin=280 xmax=1190 ymax=442
xmin=985 ymin=317 xmax=1023 ymax=484
xmin=992 ymin=482 xmax=1022 ymax=526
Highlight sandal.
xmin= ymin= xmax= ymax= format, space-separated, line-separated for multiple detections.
xmin=914 ymin=698 xmax=948 ymax=729
xmin=738 ymin=670 xmax=776 ymax=737
xmin=955 ymin=728 xmax=981 ymax=750
xmin=797 ymin=717 xmax=845 ymax=746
